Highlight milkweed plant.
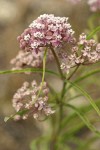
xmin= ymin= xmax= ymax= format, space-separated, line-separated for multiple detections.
xmin=0 ymin=0 xmax=100 ymax=150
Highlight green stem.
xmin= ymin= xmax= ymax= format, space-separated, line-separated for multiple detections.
xmin=88 ymin=13 xmax=100 ymax=41
xmin=50 ymin=81 xmax=66 ymax=150
xmin=58 ymin=65 xmax=80 ymax=134
xmin=88 ymin=13 xmax=100 ymax=31
xmin=33 ymin=48 xmax=47 ymax=104
xmin=50 ymin=47 xmax=66 ymax=149
xmin=50 ymin=47 xmax=66 ymax=128
xmin=58 ymin=81 xmax=66 ymax=133
xmin=67 ymin=65 xmax=80 ymax=80
xmin=0 ymin=68 xmax=59 ymax=77
xmin=50 ymin=47 xmax=80 ymax=149
xmin=50 ymin=46 xmax=64 ymax=79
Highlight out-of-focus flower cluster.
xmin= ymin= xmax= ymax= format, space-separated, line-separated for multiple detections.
xmin=17 ymin=14 xmax=74 ymax=53
xmin=10 ymin=51 xmax=43 ymax=70
xmin=68 ymin=0 xmax=100 ymax=12
xmin=88 ymin=0 xmax=100 ymax=12
xmin=10 ymin=49 xmax=53 ymax=71
xmin=60 ymin=33 xmax=100 ymax=74
xmin=13 ymin=81 xmax=55 ymax=120
xmin=67 ymin=0 xmax=81 ymax=4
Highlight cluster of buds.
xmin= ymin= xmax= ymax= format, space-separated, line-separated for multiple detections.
xmin=13 ymin=80 xmax=55 ymax=120
xmin=79 ymin=33 xmax=100 ymax=63
xmin=60 ymin=33 xmax=100 ymax=74
xmin=10 ymin=49 xmax=53 ymax=71
xmin=10 ymin=51 xmax=43 ymax=70
xmin=17 ymin=14 xmax=74 ymax=53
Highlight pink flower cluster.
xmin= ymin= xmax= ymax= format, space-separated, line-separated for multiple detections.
xmin=11 ymin=14 xmax=100 ymax=120
xmin=10 ymin=49 xmax=53 ymax=71
xmin=13 ymin=81 xmax=55 ymax=120
xmin=60 ymin=33 xmax=100 ymax=74
xmin=17 ymin=14 xmax=74 ymax=53
xmin=10 ymin=51 xmax=43 ymax=70
xmin=88 ymin=0 xmax=100 ymax=12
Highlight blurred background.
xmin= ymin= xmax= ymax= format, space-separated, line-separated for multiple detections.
xmin=0 ymin=0 xmax=100 ymax=150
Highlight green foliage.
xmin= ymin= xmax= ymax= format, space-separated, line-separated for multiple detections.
xmin=0 ymin=68 xmax=59 ymax=77
xmin=30 ymin=136 xmax=50 ymax=150
xmin=87 ymin=26 xmax=100 ymax=40
xmin=4 ymin=109 xmax=28 ymax=122
xmin=65 ymin=80 xmax=100 ymax=116
xmin=63 ymin=103 xmax=100 ymax=137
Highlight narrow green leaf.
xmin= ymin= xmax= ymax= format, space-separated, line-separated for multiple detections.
xmin=67 ymin=69 xmax=100 ymax=91
xmin=4 ymin=109 xmax=28 ymax=122
xmin=87 ymin=26 xmax=100 ymax=40
xmin=67 ymin=94 xmax=83 ymax=102
xmin=30 ymin=136 xmax=49 ymax=150
xmin=65 ymin=80 xmax=100 ymax=117
xmin=62 ymin=122 xmax=85 ymax=140
xmin=0 ymin=68 xmax=59 ymax=77
xmin=62 ymin=99 xmax=100 ymax=129
xmin=78 ymin=26 xmax=100 ymax=50
xmin=74 ymin=69 xmax=100 ymax=83
xmin=78 ymin=136 xmax=98 ymax=150
xmin=63 ymin=103 xmax=100 ymax=137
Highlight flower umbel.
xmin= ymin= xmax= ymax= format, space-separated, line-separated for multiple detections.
xmin=17 ymin=14 xmax=74 ymax=53
xmin=10 ymin=49 xmax=53 ymax=72
xmin=13 ymin=80 xmax=55 ymax=120
xmin=60 ymin=33 xmax=100 ymax=74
